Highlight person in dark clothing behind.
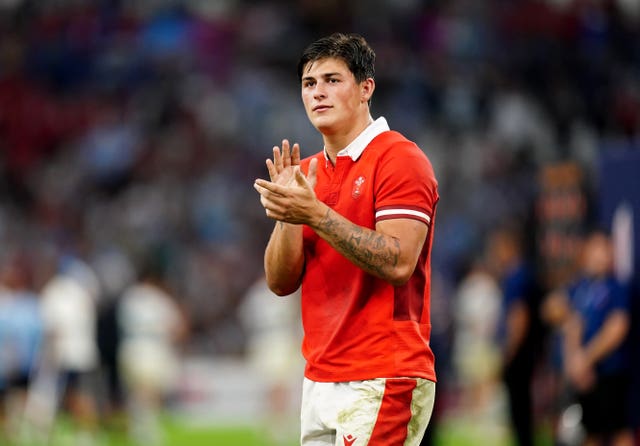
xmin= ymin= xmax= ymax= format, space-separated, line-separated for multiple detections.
xmin=561 ymin=230 xmax=633 ymax=446
xmin=488 ymin=226 xmax=542 ymax=446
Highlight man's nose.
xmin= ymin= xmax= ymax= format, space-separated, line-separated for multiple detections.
xmin=313 ymin=82 xmax=327 ymax=99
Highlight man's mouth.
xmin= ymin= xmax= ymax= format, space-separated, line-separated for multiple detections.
xmin=313 ymin=105 xmax=331 ymax=112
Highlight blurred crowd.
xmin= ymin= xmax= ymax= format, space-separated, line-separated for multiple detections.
xmin=0 ymin=0 xmax=639 ymax=444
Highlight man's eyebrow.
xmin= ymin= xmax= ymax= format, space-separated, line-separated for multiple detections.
xmin=301 ymin=72 xmax=343 ymax=82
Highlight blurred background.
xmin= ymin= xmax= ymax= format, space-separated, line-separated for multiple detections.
xmin=0 ymin=0 xmax=638 ymax=445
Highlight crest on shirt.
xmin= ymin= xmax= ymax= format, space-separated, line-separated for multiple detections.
xmin=352 ymin=175 xmax=366 ymax=198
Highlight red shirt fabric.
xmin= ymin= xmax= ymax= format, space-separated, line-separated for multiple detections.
xmin=299 ymin=118 xmax=439 ymax=383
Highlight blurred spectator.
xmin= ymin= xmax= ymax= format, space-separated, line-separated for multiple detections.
xmin=118 ymin=252 xmax=188 ymax=446
xmin=93 ymin=247 xmax=136 ymax=429
xmin=541 ymin=280 xmax=575 ymax=444
xmin=35 ymin=255 xmax=101 ymax=445
xmin=488 ymin=226 xmax=542 ymax=446
xmin=559 ymin=230 xmax=633 ymax=446
xmin=0 ymin=253 xmax=43 ymax=442
xmin=238 ymin=274 xmax=303 ymax=446
xmin=451 ymin=257 xmax=502 ymax=419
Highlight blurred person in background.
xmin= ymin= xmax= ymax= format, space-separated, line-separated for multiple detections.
xmin=254 ymin=33 xmax=439 ymax=445
xmin=0 ymin=252 xmax=43 ymax=442
xmin=239 ymin=274 xmax=303 ymax=445
xmin=558 ymin=230 xmax=633 ymax=446
xmin=541 ymin=285 xmax=575 ymax=445
xmin=35 ymin=254 xmax=101 ymax=445
xmin=451 ymin=255 xmax=502 ymax=421
xmin=118 ymin=251 xmax=188 ymax=446
xmin=488 ymin=226 xmax=542 ymax=446
xmin=93 ymin=247 xmax=136 ymax=435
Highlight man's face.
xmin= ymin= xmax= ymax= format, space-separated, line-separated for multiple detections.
xmin=581 ymin=233 xmax=613 ymax=277
xmin=300 ymin=57 xmax=368 ymax=136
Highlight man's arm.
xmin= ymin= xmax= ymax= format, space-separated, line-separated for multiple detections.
xmin=563 ymin=307 xmax=629 ymax=391
xmin=563 ymin=311 xmax=594 ymax=390
xmin=563 ymin=310 xmax=585 ymax=359
xmin=264 ymin=222 xmax=304 ymax=296
xmin=583 ymin=309 xmax=630 ymax=366
xmin=255 ymin=166 xmax=428 ymax=287
xmin=312 ymin=205 xmax=427 ymax=286
xmin=503 ymin=300 xmax=530 ymax=365
xmin=259 ymin=140 xmax=306 ymax=296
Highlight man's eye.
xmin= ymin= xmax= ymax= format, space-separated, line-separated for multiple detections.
xmin=328 ymin=78 xmax=339 ymax=83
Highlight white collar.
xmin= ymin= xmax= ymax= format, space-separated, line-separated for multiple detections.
xmin=324 ymin=116 xmax=390 ymax=162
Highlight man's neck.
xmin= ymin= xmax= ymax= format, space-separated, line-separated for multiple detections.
xmin=322 ymin=114 xmax=373 ymax=164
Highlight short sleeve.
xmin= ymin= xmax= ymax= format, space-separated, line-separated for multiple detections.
xmin=374 ymin=140 xmax=438 ymax=226
xmin=609 ymin=279 xmax=630 ymax=312
xmin=503 ymin=265 xmax=534 ymax=306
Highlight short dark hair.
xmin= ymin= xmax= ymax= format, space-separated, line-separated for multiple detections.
xmin=297 ymin=33 xmax=375 ymax=84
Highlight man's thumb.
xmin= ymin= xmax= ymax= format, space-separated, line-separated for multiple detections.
xmin=295 ymin=167 xmax=309 ymax=188
xmin=307 ymin=158 xmax=318 ymax=188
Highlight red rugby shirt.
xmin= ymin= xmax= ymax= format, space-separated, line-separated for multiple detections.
xmin=299 ymin=118 xmax=439 ymax=382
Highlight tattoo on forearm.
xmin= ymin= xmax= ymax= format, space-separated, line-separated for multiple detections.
xmin=319 ymin=208 xmax=339 ymax=232
xmin=318 ymin=208 xmax=399 ymax=277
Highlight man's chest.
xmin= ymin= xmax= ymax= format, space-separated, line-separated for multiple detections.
xmin=315 ymin=157 xmax=376 ymax=212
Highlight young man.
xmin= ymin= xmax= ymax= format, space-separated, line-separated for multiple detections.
xmin=254 ymin=33 xmax=439 ymax=446
xmin=561 ymin=230 xmax=633 ymax=446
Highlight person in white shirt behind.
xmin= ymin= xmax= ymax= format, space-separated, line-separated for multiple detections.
xmin=36 ymin=255 xmax=101 ymax=444
xmin=239 ymin=274 xmax=303 ymax=445
xmin=118 ymin=253 xmax=188 ymax=446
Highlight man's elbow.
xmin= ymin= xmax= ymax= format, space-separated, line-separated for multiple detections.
xmin=608 ymin=311 xmax=631 ymax=341
xmin=269 ymin=285 xmax=298 ymax=297
xmin=387 ymin=263 xmax=415 ymax=287
xmin=266 ymin=276 xmax=300 ymax=297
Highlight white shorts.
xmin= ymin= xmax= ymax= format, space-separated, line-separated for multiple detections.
xmin=300 ymin=377 xmax=435 ymax=446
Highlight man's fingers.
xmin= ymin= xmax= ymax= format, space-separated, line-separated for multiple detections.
xmin=266 ymin=159 xmax=278 ymax=182
xmin=254 ymin=182 xmax=283 ymax=212
xmin=270 ymin=139 xmax=298 ymax=177
xmin=273 ymin=146 xmax=283 ymax=172
xmin=254 ymin=180 xmax=275 ymax=198
xmin=255 ymin=185 xmax=288 ymax=221
xmin=255 ymin=178 xmax=287 ymax=196
xmin=261 ymin=199 xmax=284 ymax=220
xmin=282 ymin=139 xmax=291 ymax=168
xmin=291 ymin=143 xmax=301 ymax=166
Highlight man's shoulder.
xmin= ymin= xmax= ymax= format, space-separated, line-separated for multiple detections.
xmin=368 ymin=131 xmax=434 ymax=177
xmin=369 ymin=130 xmax=423 ymax=156
xmin=371 ymin=130 xmax=412 ymax=145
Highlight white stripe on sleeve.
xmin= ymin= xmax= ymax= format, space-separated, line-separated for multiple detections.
xmin=375 ymin=209 xmax=431 ymax=223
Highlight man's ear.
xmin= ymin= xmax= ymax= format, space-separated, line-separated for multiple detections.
xmin=361 ymin=78 xmax=375 ymax=104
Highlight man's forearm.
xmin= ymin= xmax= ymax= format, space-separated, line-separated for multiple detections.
xmin=563 ymin=314 xmax=583 ymax=354
xmin=264 ymin=222 xmax=304 ymax=295
xmin=310 ymin=205 xmax=404 ymax=285
xmin=504 ymin=303 xmax=529 ymax=363
xmin=584 ymin=311 xmax=629 ymax=366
